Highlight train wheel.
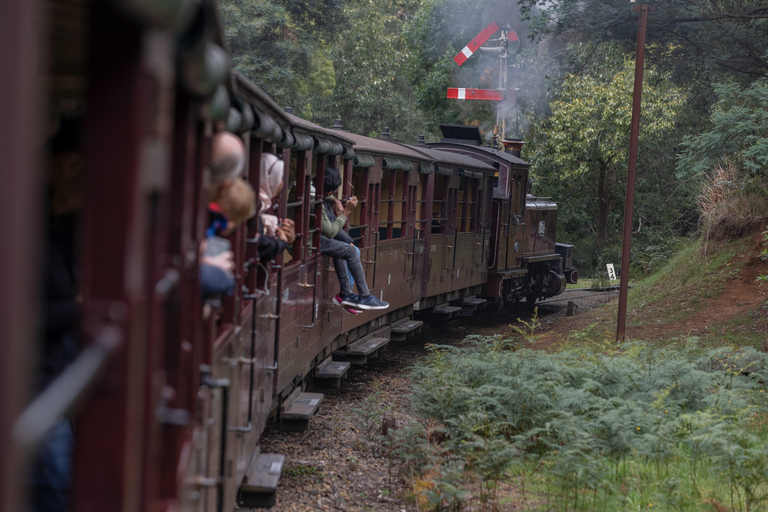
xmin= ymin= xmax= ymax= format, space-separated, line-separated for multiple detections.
xmin=486 ymin=298 xmax=504 ymax=314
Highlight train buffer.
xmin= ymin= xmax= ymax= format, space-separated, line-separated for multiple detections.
xmin=433 ymin=303 xmax=462 ymax=321
xmin=345 ymin=336 xmax=389 ymax=365
xmin=390 ymin=318 xmax=424 ymax=341
xmin=461 ymin=295 xmax=488 ymax=316
xmin=237 ymin=453 xmax=285 ymax=509
xmin=280 ymin=388 xmax=324 ymax=432
xmin=314 ymin=357 xmax=351 ymax=389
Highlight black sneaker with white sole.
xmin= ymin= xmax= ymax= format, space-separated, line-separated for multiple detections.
xmin=353 ymin=295 xmax=389 ymax=311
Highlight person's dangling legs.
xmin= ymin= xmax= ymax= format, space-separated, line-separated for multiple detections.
xmin=320 ymin=236 xmax=388 ymax=311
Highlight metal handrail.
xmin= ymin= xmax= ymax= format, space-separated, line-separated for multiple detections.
xmin=13 ymin=325 xmax=123 ymax=447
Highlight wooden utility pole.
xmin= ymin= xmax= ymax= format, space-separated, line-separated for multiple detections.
xmin=617 ymin=2 xmax=654 ymax=342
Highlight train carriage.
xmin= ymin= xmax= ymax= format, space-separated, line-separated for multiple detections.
xmin=1 ymin=1 xmax=576 ymax=511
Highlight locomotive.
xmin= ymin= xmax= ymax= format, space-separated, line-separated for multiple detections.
xmin=0 ymin=1 xmax=575 ymax=511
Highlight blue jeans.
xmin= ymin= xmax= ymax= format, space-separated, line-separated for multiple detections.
xmin=333 ymin=230 xmax=359 ymax=288
xmin=29 ymin=418 xmax=72 ymax=512
xmin=320 ymin=236 xmax=370 ymax=297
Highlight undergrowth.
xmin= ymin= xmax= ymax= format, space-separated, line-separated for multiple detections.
xmin=397 ymin=339 xmax=768 ymax=511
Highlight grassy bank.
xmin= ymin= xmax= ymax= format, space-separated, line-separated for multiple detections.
xmin=394 ymin=340 xmax=768 ymax=511
xmin=385 ymin=237 xmax=768 ymax=511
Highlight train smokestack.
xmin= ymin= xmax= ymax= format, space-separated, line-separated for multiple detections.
xmin=502 ymin=139 xmax=525 ymax=158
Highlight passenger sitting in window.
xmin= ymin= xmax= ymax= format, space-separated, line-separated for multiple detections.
xmin=200 ymin=176 xmax=259 ymax=298
xmin=200 ymin=132 xmax=247 ymax=299
xmin=207 ymin=177 xmax=257 ymax=237
xmin=320 ymin=166 xmax=388 ymax=312
xmin=257 ymin=153 xmax=295 ymax=262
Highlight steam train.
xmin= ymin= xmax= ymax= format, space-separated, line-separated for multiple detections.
xmin=0 ymin=0 xmax=575 ymax=511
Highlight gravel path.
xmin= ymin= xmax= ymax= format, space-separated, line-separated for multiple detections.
xmin=259 ymin=291 xmax=613 ymax=511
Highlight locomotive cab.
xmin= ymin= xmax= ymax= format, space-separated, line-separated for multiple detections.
xmin=522 ymin=195 xmax=568 ymax=302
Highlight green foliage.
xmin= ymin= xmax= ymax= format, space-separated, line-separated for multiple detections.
xmin=678 ymin=78 xmax=768 ymax=179
xmin=325 ymin=0 xmax=428 ymax=140
xmin=403 ymin=338 xmax=768 ymax=510
xmin=517 ymin=0 xmax=768 ymax=80
xmin=759 ymin=228 xmax=768 ymax=286
xmin=218 ymin=0 xmax=345 ymax=112
xmin=523 ymin=42 xmax=686 ymax=273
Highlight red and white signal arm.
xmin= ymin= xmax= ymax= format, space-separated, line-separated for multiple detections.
xmin=454 ymin=22 xmax=499 ymax=66
xmin=507 ymin=29 xmax=521 ymax=54
xmin=447 ymin=88 xmax=505 ymax=101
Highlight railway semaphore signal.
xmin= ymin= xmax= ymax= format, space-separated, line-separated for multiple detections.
xmin=447 ymin=22 xmax=522 ymax=147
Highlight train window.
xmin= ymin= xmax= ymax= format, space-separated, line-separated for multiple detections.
xmin=431 ymin=175 xmax=448 ymax=234
xmin=379 ymin=169 xmax=391 ymax=241
xmin=459 ymin=178 xmax=470 ymax=232
xmin=347 ymin=167 xmax=367 ymax=246
xmin=474 ymin=181 xmax=483 ymax=233
xmin=448 ymin=186 xmax=458 ymax=236
xmin=400 ymin=172 xmax=411 ymax=239
xmin=379 ymin=169 xmax=406 ymax=241
xmin=283 ymin=153 xmax=299 ymax=265
xmin=416 ymin=174 xmax=429 ymax=239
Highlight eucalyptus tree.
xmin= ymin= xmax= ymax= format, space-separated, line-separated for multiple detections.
xmin=524 ymin=43 xmax=684 ymax=267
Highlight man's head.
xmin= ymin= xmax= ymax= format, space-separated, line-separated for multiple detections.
xmin=210 ymin=132 xmax=246 ymax=200
xmin=323 ymin=165 xmax=342 ymax=196
xmin=216 ymin=178 xmax=256 ymax=235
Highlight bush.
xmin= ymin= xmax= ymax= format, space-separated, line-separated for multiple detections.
xmin=402 ymin=339 xmax=768 ymax=510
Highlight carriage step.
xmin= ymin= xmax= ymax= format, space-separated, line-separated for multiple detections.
xmin=461 ymin=296 xmax=488 ymax=316
xmin=462 ymin=296 xmax=487 ymax=307
xmin=280 ymin=389 xmax=323 ymax=432
xmin=390 ymin=319 xmax=424 ymax=341
xmin=346 ymin=337 xmax=389 ymax=365
xmin=314 ymin=357 xmax=351 ymax=388
xmin=237 ymin=453 xmax=285 ymax=509
xmin=433 ymin=304 xmax=462 ymax=319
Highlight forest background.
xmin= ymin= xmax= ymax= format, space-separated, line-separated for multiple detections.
xmin=217 ymin=0 xmax=768 ymax=275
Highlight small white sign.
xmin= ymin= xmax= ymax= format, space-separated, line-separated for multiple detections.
xmin=606 ymin=263 xmax=616 ymax=280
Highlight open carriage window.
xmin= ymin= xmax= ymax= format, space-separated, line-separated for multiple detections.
xmin=347 ymin=166 xmax=367 ymax=246
xmin=431 ymin=174 xmax=448 ymax=234
xmin=379 ymin=168 xmax=407 ymax=241
xmin=416 ymin=172 xmax=429 ymax=239
xmin=474 ymin=177 xmax=484 ymax=234
xmin=459 ymin=177 xmax=470 ymax=232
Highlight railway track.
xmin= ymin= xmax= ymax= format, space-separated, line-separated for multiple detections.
xmin=259 ymin=287 xmax=616 ymax=511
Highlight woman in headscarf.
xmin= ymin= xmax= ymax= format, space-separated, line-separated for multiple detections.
xmin=257 ymin=153 xmax=294 ymax=261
